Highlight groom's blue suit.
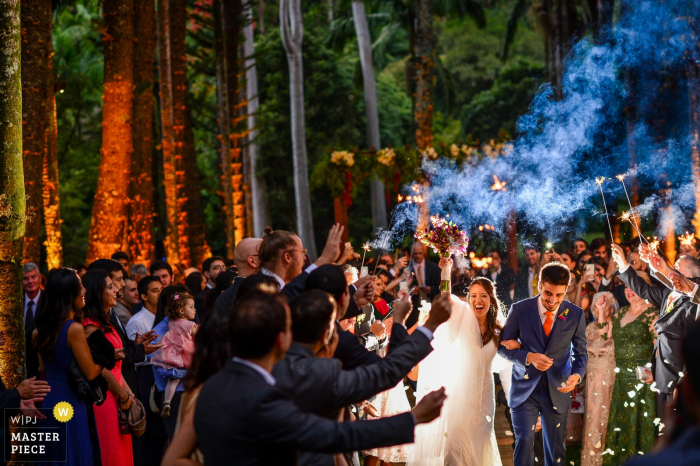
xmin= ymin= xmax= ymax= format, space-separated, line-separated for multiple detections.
xmin=498 ymin=296 xmax=588 ymax=466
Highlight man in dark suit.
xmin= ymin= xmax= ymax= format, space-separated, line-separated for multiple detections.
xmin=481 ymin=249 xmax=515 ymax=308
xmin=499 ymin=263 xmax=588 ymax=466
xmin=514 ymin=245 xmax=541 ymax=303
xmin=273 ymin=290 xmax=451 ymax=465
xmin=195 ymin=255 xmax=226 ymax=320
xmin=213 ymin=238 xmax=261 ymax=314
xmin=407 ymin=242 xmax=441 ymax=327
xmin=194 ymin=290 xmax=447 ymax=466
xmin=22 ymin=262 xmax=42 ymax=379
xmin=611 ymin=244 xmax=700 ymax=419
xmin=624 ymin=320 xmax=700 ymax=466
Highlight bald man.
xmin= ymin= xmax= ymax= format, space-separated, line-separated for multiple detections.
xmin=213 ymin=238 xmax=263 ymax=315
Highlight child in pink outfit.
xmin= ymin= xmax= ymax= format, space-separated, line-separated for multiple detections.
xmin=151 ymin=292 xmax=198 ymax=418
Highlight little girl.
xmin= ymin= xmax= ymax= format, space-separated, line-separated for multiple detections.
xmin=151 ymin=292 xmax=198 ymax=418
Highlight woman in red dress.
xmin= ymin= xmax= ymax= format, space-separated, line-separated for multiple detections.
xmin=81 ymin=269 xmax=134 ymax=466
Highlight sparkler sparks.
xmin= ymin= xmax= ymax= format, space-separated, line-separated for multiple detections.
xmin=491 ymin=175 xmax=507 ymax=192
xmin=361 ymin=242 xmax=371 ymax=269
xmin=680 ymin=231 xmax=694 ymax=247
xmin=594 ymin=177 xmax=615 ymax=241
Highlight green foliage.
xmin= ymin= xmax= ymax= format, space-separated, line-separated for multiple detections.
xmin=461 ymin=58 xmax=544 ymax=140
xmin=53 ymin=0 xmax=104 ymax=266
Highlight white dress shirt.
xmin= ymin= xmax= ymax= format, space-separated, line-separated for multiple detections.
xmin=126 ymin=307 xmax=157 ymax=341
xmin=232 ymin=357 xmax=276 ymax=386
xmin=528 ymin=268 xmax=535 ymax=298
xmin=412 ymin=261 xmax=426 ymax=286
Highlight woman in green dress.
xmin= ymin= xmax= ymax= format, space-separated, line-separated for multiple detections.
xmin=603 ymin=271 xmax=658 ymax=466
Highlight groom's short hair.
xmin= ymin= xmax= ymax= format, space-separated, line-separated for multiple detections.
xmin=539 ymin=262 xmax=570 ymax=286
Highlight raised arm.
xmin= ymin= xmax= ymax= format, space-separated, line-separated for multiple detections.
xmin=612 ymin=244 xmax=667 ymax=308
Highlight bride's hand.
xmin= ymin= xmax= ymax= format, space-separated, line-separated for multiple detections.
xmin=501 ymin=339 xmax=521 ymax=350
xmin=439 ymin=257 xmax=453 ymax=269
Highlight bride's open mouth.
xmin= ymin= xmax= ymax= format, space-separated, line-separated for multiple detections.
xmin=474 ymin=304 xmax=485 ymax=311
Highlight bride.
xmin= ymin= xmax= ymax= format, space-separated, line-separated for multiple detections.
xmin=409 ymin=270 xmax=511 ymax=466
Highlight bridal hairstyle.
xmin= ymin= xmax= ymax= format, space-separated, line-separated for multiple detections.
xmin=258 ymin=227 xmax=298 ymax=270
xmin=34 ymin=268 xmax=83 ymax=361
xmin=468 ymin=277 xmax=503 ymax=346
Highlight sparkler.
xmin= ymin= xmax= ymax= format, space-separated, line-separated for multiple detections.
xmin=620 ymin=211 xmax=649 ymax=244
xmin=361 ymin=243 xmax=371 ymax=269
xmin=680 ymin=231 xmax=694 ymax=247
xmin=491 ymin=175 xmax=507 ymax=192
xmin=595 ymin=177 xmax=615 ymax=241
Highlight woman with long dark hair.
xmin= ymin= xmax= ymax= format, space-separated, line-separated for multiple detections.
xmin=81 ymin=269 xmax=134 ymax=466
xmin=34 ymin=268 xmax=103 ymax=465
xmin=411 ymin=273 xmax=506 ymax=465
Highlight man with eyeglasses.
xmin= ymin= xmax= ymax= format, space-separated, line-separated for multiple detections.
xmin=195 ymin=256 xmax=227 ymax=318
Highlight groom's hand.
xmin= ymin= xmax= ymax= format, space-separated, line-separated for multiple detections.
xmin=526 ymin=353 xmax=553 ymax=371
xmin=557 ymin=374 xmax=581 ymax=393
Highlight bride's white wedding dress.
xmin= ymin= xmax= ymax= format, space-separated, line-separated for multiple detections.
xmin=409 ymin=295 xmax=504 ymax=466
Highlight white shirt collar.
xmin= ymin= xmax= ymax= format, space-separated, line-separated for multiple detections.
xmin=25 ymin=291 xmax=40 ymax=305
xmin=232 ymin=357 xmax=276 ymax=386
xmin=206 ymin=283 xmax=213 ymax=289
xmin=261 ymin=268 xmax=286 ymax=289
xmin=537 ymin=294 xmax=560 ymax=317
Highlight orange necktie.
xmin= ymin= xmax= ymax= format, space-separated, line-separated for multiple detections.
xmin=543 ymin=311 xmax=554 ymax=337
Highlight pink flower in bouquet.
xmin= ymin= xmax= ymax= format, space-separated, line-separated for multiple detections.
xmin=415 ymin=215 xmax=470 ymax=258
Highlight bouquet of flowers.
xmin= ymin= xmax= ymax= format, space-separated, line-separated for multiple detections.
xmin=415 ymin=215 xmax=470 ymax=291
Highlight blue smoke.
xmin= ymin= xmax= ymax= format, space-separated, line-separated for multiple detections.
xmin=390 ymin=0 xmax=700 ymax=246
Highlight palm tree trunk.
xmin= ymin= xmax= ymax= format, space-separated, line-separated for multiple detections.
xmin=280 ymin=0 xmax=317 ymax=258
xmin=414 ymin=0 xmax=434 ymax=151
xmin=20 ymin=0 xmax=53 ymax=266
xmin=352 ymin=0 xmax=388 ymax=231
xmin=214 ymin=0 xmax=234 ymax=259
xmin=43 ymin=80 xmax=62 ymax=269
xmin=87 ymin=0 xmax=134 ymax=263
xmin=243 ymin=0 xmax=269 ymax=238
xmin=0 ymin=0 xmax=28 ymax=387
xmin=129 ymin=0 xmax=156 ymax=267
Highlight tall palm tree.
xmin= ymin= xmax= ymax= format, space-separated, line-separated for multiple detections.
xmin=0 ymin=0 xmax=28 ymax=387
xmin=87 ymin=0 xmax=134 ymax=263
xmin=281 ymin=0 xmax=318 ymax=258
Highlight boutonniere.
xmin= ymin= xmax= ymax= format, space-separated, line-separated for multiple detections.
xmin=558 ymin=309 xmax=569 ymax=321
xmin=356 ymin=313 xmax=366 ymax=324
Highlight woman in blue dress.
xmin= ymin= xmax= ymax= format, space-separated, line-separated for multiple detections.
xmin=34 ymin=268 xmax=104 ymax=465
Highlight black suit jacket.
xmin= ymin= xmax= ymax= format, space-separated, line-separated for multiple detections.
xmin=407 ymin=260 xmax=441 ymax=327
xmin=109 ymin=311 xmax=146 ymax=393
xmin=482 ymin=267 xmax=515 ymax=308
xmin=273 ymin=332 xmax=432 ymax=466
xmin=212 ymin=276 xmax=246 ymax=315
xmin=195 ymin=360 xmax=415 ymax=466
xmin=334 ymin=322 xmax=409 ymax=370
xmin=194 ymin=287 xmax=209 ymax=322
xmin=513 ymin=266 xmax=535 ymax=303
xmin=618 ymin=267 xmax=698 ymax=394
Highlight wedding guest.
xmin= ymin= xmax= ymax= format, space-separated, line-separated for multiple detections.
xmin=612 ymin=244 xmax=699 ymax=419
xmin=342 ymin=264 xmax=358 ymax=284
xmin=82 ymin=269 xmax=134 ymax=466
xmin=212 ymin=237 xmax=261 ymax=314
xmin=574 ymin=257 xmax=608 ymax=321
xmin=560 ymin=251 xmax=577 ymax=272
xmin=23 ymin=262 xmax=42 ymax=379
xmin=590 ymin=238 xmax=609 ymax=262
xmin=202 ymin=269 xmax=238 ymax=317
xmin=573 ymin=238 xmax=589 ymax=257
xmin=679 ymin=235 xmax=700 ymax=259
xmin=194 ymin=256 xmax=226 ymax=318
xmin=575 ymin=249 xmax=593 ymax=278
xmin=129 ymin=264 xmax=148 ymax=283
xmin=193 ymin=290 xmax=447 ymax=466
xmin=514 ymin=244 xmax=541 ymax=302
xmin=113 ymin=277 xmax=138 ymax=328
xmin=34 ymin=269 xmax=93 ymax=465
xmin=185 ymin=272 xmax=204 ymax=297
xmin=581 ymin=291 xmax=618 ymax=466
xmin=150 ymin=261 xmax=174 ymax=288
xmin=408 ymin=242 xmax=440 ymax=327
xmin=73 ymin=263 xmax=88 ymax=278
xmin=111 ymin=251 xmax=129 ymax=273
xmin=623 ymin=320 xmax=700 ymax=466
xmin=603 ymin=271 xmax=658 ymax=466
xmin=481 ymin=249 xmax=516 ymax=309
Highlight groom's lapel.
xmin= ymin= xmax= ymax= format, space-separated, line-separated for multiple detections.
xmin=528 ymin=299 xmax=545 ymax=348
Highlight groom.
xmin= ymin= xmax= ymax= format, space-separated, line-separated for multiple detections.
xmin=498 ymin=262 xmax=588 ymax=466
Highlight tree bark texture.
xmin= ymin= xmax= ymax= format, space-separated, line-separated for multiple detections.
xmin=183 ymin=102 xmax=211 ymax=267
xmin=222 ymin=0 xmax=247 ymax=249
xmin=352 ymin=1 xmax=388 ymax=231
xmin=129 ymin=0 xmax=156 ymax=267
xmin=505 ymin=207 xmax=518 ymax=272
xmin=244 ymin=0 xmax=269 ymax=238
xmin=20 ymin=0 xmax=53 ymax=266
xmin=214 ymin=0 xmax=234 ymax=259
xmin=414 ymin=0 xmax=434 ymax=151
xmin=43 ymin=82 xmax=62 ymax=269
xmin=280 ymin=0 xmax=317 ymax=258
xmin=0 ymin=0 xmax=28 ymax=388
xmin=87 ymin=0 xmax=134 ymax=263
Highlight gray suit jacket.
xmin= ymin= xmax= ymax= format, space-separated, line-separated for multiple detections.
xmin=272 ymin=330 xmax=433 ymax=466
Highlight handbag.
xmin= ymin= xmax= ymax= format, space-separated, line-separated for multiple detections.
xmin=67 ymin=358 xmax=107 ymax=405
xmin=118 ymin=396 xmax=147 ymax=437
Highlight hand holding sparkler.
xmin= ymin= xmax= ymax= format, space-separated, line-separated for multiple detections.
xmin=670 ymin=272 xmax=695 ymax=294
xmin=361 ymin=242 xmax=371 ymax=269
xmin=611 ymin=243 xmax=629 ymax=270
